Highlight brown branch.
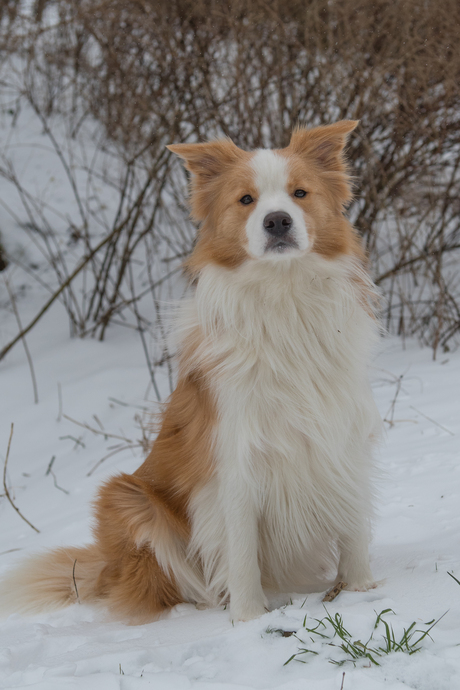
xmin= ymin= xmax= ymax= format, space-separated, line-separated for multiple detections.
xmin=322 ymin=581 xmax=348 ymax=602
xmin=4 ymin=277 xmax=39 ymax=404
xmin=2 ymin=423 xmax=40 ymax=533
xmin=87 ymin=444 xmax=139 ymax=477
xmin=62 ymin=413 xmax=134 ymax=443
xmin=72 ymin=559 xmax=80 ymax=603
xmin=0 ymin=224 xmax=125 ymax=363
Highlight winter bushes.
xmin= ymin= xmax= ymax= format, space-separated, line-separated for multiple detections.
xmin=1 ymin=0 xmax=460 ymax=357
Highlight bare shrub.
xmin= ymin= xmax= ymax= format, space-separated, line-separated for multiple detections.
xmin=0 ymin=97 xmax=186 ymax=395
xmin=1 ymin=0 xmax=460 ymax=359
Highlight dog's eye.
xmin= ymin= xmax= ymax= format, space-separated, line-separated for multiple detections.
xmin=294 ymin=189 xmax=307 ymax=198
xmin=240 ymin=194 xmax=254 ymax=205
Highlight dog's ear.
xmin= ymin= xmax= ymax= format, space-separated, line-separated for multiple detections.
xmin=289 ymin=120 xmax=358 ymax=171
xmin=167 ymin=138 xmax=242 ymax=179
xmin=289 ymin=120 xmax=358 ymax=207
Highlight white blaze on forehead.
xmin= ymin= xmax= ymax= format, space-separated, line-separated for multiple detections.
xmin=245 ymin=149 xmax=310 ymax=259
xmin=251 ymin=149 xmax=289 ymax=195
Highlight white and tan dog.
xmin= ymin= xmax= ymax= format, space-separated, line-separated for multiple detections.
xmin=0 ymin=121 xmax=381 ymax=623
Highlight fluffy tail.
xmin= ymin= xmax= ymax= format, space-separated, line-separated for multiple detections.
xmin=0 ymin=545 xmax=105 ymax=617
xmin=0 ymin=473 xmax=191 ymax=622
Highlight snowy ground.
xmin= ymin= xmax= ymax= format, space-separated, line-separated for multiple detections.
xmin=0 ymin=286 xmax=460 ymax=690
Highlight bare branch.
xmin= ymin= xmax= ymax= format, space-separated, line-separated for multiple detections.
xmin=4 ymin=276 xmax=39 ymax=404
xmin=2 ymin=423 xmax=40 ymax=533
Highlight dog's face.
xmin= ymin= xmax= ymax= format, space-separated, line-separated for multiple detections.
xmin=242 ymin=148 xmax=312 ymax=260
xmin=168 ymin=121 xmax=360 ymax=274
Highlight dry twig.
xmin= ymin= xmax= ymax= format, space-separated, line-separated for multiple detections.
xmin=322 ymin=581 xmax=348 ymax=602
xmin=0 ymin=224 xmax=125 ymax=362
xmin=4 ymin=277 xmax=39 ymax=404
xmin=72 ymin=559 xmax=80 ymax=603
xmin=2 ymin=423 xmax=40 ymax=533
xmin=63 ymin=413 xmax=134 ymax=443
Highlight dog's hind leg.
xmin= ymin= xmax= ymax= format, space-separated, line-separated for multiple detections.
xmin=92 ymin=473 xmax=189 ymax=622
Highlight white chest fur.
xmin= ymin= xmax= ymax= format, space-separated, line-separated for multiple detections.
xmin=181 ymin=255 xmax=381 ymax=615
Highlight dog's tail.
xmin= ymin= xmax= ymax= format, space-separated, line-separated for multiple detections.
xmin=0 ymin=545 xmax=105 ymax=617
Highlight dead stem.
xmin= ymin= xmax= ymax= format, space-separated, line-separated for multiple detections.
xmin=72 ymin=559 xmax=80 ymax=603
xmin=2 ymin=423 xmax=40 ymax=533
xmin=63 ymin=414 xmax=133 ymax=443
xmin=4 ymin=277 xmax=39 ymax=404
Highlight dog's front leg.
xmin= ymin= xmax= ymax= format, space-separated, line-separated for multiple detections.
xmin=337 ymin=528 xmax=375 ymax=591
xmin=223 ymin=482 xmax=266 ymax=622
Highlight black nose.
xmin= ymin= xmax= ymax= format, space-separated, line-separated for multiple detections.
xmin=263 ymin=211 xmax=293 ymax=237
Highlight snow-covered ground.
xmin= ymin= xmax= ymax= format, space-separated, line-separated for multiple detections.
xmin=1 ymin=98 xmax=460 ymax=690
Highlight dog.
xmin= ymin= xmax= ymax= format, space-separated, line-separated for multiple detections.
xmin=0 ymin=120 xmax=381 ymax=623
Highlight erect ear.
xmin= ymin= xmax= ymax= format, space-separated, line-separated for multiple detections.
xmin=289 ymin=120 xmax=358 ymax=170
xmin=166 ymin=138 xmax=243 ymax=178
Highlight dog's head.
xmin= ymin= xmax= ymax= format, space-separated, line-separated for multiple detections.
xmin=167 ymin=121 xmax=361 ymax=275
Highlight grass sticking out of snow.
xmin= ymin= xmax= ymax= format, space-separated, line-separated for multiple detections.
xmin=283 ymin=607 xmax=448 ymax=668
xmin=447 ymin=571 xmax=460 ymax=586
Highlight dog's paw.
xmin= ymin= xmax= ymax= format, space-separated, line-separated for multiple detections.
xmin=337 ymin=560 xmax=376 ymax=593
xmin=231 ymin=603 xmax=266 ymax=622
xmin=230 ymin=595 xmax=268 ymax=622
xmin=345 ymin=579 xmax=378 ymax=592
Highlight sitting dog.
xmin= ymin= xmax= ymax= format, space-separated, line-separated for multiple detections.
xmin=0 ymin=121 xmax=381 ymax=623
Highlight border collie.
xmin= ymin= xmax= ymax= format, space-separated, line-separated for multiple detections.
xmin=0 ymin=121 xmax=381 ymax=623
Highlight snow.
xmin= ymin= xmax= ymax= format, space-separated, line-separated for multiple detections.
xmin=1 ymin=101 xmax=460 ymax=690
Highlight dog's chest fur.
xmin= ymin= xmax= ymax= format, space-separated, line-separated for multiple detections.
xmin=182 ymin=254 xmax=380 ymax=597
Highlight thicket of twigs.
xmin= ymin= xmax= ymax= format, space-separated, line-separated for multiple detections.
xmin=1 ymin=0 xmax=460 ymax=363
